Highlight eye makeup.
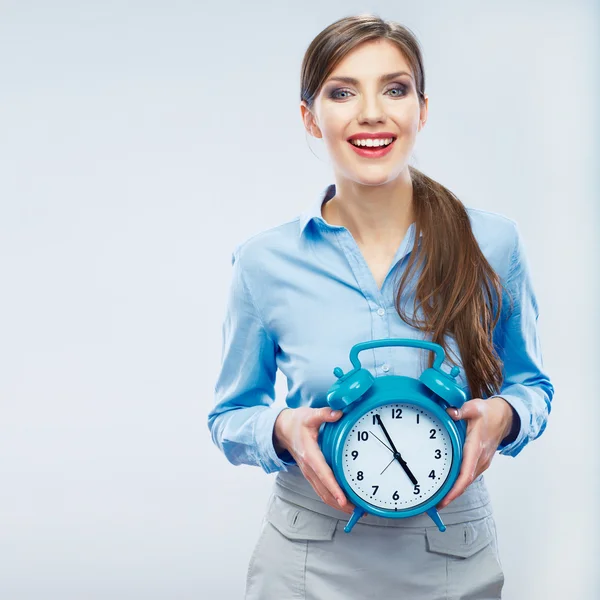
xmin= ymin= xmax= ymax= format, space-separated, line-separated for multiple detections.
xmin=327 ymin=82 xmax=410 ymax=100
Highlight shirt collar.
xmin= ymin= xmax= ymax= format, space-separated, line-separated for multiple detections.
xmin=298 ymin=183 xmax=423 ymax=243
xmin=298 ymin=183 xmax=337 ymax=237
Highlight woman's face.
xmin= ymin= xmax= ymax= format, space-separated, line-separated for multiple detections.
xmin=301 ymin=39 xmax=428 ymax=186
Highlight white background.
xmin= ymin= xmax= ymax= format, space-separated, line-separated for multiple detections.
xmin=1 ymin=1 xmax=598 ymax=598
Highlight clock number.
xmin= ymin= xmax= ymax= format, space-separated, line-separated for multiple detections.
xmin=428 ymin=470 xmax=436 ymax=479
xmin=416 ymin=413 xmax=420 ymax=424
xmin=372 ymin=414 xmax=378 ymax=425
xmin=392 ymin=490 xmax=399 ymax=501
xmin=413 ymin=484 xmax=420 ymax=495
xmin=358 ymin=431 xmax=369 ymax=441
xmin=357 ymin=471 xmax=364 ymax=481
xmin=351 ymin=450 xmax=359 ymax=460
xmin=372 ymin=485 xmax=379 ymax=495
xmin=430 ymin=429 xmax=437 ymax=439
xmin=392 ymin=408 xmax=403 ymax=419
xmin=434 ymin=449 xmax=442 ymax=459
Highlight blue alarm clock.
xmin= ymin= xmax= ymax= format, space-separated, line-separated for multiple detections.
xmin=317 ymin=338 xmax=468 ymax=534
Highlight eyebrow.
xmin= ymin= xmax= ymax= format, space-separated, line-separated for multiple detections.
xmin=325 ymin=71 xmax=413 ymax=85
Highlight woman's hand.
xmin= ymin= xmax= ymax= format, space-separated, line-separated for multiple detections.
xmin=274 ymin=407 xmax=356 ymax=515
xmin=436 ymin=397 xmax=514 ymax=510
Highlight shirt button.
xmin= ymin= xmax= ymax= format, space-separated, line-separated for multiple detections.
xmin=377 ymin=308 xmax=385 ymax=316
xmin=382 ymin=364 xmax=390 ymax=372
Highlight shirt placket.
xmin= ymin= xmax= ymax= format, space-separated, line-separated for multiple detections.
xmin=333 ymin=229 xmax=393 ymax=377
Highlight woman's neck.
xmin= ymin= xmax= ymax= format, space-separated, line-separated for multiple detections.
xmin=321 ymin=170 xmax=415 ymax=250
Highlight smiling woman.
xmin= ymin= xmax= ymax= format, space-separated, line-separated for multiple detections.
xmin=297 ymin=20 xmax=529 ymax=412
xmin=208 ymin=12 xmax=554 ymax=600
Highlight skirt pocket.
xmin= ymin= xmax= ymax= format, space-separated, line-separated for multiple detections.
xmin=245 ymin=495 xmax=338 ymax=600
xmin=425 ymin=516 xmax=505 ymax=599
xmin=426 ymin=516 xmax=494 ymax=558
xmin=267 ymin=495 xmax=337 ymax=541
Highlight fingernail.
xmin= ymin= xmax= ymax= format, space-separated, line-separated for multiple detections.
xmin=331 ymin=410 xmax=341 ymax=417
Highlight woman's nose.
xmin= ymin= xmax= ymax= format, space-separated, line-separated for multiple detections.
xmin=357 ymin=95 xmax=387 ymax=124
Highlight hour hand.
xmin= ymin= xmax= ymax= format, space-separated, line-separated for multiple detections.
xmin=394 ymin=452 xmax=418 ymax=486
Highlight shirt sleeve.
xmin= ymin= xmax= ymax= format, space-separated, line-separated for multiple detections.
xmin=207 ymin=245 xmax=297 ymax=474
xmin=490 ymin=223 xmax=554 ymax=457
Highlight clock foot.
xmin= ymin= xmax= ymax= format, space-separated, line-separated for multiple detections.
xmin=344 ymin=507 xmax=366 ymax=533
xmin=426 ymin=508 xmax=446 ymax=532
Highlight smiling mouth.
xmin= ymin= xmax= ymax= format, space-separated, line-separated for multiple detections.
xmin=347 ymin=137 xmax=397 ymax=148
xmin=347 ymin=137 xmax=397 ymax=156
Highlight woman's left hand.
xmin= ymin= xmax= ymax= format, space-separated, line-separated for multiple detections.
xmin=436 ymin=397 xmax=514 ymax=510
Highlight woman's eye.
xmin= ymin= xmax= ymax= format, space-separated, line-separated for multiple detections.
xmin=387 ymin=84 xmax=407 ymax=97
xmin=329 ymin=84 xmax=407 ymax=100
xmin=329 ymin=88 xmax=352 ymax=100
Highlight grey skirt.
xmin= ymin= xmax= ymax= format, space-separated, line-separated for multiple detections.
xmin=244 ymin=492 xmax=505 ymax=599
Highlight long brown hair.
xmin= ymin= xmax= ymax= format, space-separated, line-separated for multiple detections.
xmin=300 ymin=14 xmax=512 ymax=400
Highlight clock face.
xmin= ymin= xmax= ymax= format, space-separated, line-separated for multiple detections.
xmin=341 ymin=402 xmax=454 ymax=511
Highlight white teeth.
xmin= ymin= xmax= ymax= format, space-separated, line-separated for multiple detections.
xmin=350 ymin=137 xmax=394 ymax=147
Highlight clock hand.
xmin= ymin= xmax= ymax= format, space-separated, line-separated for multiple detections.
xmin=375 ymin=414 xmax=419 ymax=486
xmin=396 ymin=455 xmax=419 ymax=486
xmin=374 ymin=415 xmax=400 ymax=454
xmin=369 ymin=430 xmax=394 ymax=454
xmin=369 ymin=431 xmax=407 ymax=477
xmin=380 ymin=455 xmax=396 ymax=475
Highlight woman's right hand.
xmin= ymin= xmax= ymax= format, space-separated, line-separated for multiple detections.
xmin=273 ymin=407 xmax=356 ymax=515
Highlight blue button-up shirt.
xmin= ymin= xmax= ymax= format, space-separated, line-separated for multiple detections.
xmin=208 ymin=183 xmax=554 ymax=475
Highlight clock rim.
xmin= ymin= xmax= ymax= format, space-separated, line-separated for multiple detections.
xmin=328 ymin=383 xmax=464 ymax=519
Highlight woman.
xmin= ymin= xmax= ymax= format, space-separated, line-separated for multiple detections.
xmin=208 ymin=13 xmax=554 ymax=599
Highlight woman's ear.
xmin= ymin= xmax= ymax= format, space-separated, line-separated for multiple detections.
xmin=418 ymin=94 xmax=429 ymax=132
xmin=300 ymin=102 xmax=322 ymax=139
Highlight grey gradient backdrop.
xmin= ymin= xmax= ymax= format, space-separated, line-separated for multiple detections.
xmin=1 ymin=1 xmax=598 ymax=599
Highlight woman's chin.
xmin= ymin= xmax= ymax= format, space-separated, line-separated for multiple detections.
xmin=341 ymin=165 xmax=408 ymax=187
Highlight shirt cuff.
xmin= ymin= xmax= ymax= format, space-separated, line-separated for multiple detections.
xmin=254 ymin=405 xmax=297 ymax=474
xmin=489 ymin=394 xmax=529 ymax=457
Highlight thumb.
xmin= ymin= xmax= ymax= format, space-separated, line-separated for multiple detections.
xmin=446 ymin=399 xmax=481 ymax=421
xmin=310 ymin=406 xmax=343 ymax=426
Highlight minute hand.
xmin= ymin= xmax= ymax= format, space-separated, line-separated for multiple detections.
xmin=374 ymin=414 xmax=418 ymax=486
